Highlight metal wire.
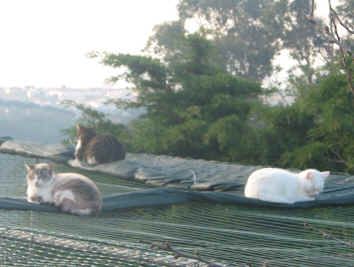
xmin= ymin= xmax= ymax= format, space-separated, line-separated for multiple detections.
xmin=0 ymin=154 xmax=354 ymax=266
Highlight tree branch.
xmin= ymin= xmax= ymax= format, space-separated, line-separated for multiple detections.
xmin=310 ymin=0 xmax=315 ymax=18
xmin=329 ymin=6 xmax=354 ymax=34
xmin=327 ymin=0 xmax=354 ymax=96
xmin=329 ymin=148 xmax=349 ymax=166
xmin=304 ymin=222 xmax=354 ymax=249
xmin=328 ymin=158 xmax=347 ymax=165
xmin=307 ymin=1 xmax=353 ymax=95
xmin=143 ymin=240 xmax=226 ymax=267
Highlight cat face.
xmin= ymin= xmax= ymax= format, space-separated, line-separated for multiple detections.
xmin=77 ymin=124 xmax=96 ymax=145
xmin=25 ymin=163 xmax=54 ymax=188
xmin=299 ymin=169 xmax=330 ymax=197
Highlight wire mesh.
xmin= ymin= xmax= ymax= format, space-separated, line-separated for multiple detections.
xmin=0 ymin=153 xmax=354 ymax=266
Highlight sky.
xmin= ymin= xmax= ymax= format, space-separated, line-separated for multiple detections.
xmin=0 ymin=0 xmax=337 ymax=89
xmin=0 ymin=0 xmax=179 ymax=88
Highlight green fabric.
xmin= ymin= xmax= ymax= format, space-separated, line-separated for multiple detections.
xmin=1 ymin=143 xmax=354 ymax=266
xmin=2 ymin=182 xmax=354 ymax=213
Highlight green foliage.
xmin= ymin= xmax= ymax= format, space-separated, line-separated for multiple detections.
xmin=162 ymin=118 xmax=208 ymax=158
xmin=61 ymin=0 xmax=354 ymax=175
xmin=61 ymin=101 xmax=129 ymax=149
xmin=101 ymin=54 xmax=169 ymax=90
xmin=281 ymin=142 xmax=330 ymax=171
xmin=94 ymin=34 xmax=266 ymax=162
xmin=204 ymin=114 xmax=246 ymax=161
xmin=175 ymin=0 xmax=339 ymax=83
xmin=176 ymin=0 xmax=283 ymax=81
xmin=264 ymin=68 xmax=354 ymax=173
xmin=125 ymin=118 xmax=166 ymax=154
xmin=256 ymin=104 xmax=314 ymax=166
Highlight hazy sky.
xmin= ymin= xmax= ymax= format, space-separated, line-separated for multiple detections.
xmin=0 ymin=0 xmax=179 ymax=88
xmin=0 ymin=1 xmax=335 ymax=89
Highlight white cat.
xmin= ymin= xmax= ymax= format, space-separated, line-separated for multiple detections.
xmin=25 ymin=163 xmax=102 ymax=215
xmin=244 ymin=168 xmax=330 ymax=204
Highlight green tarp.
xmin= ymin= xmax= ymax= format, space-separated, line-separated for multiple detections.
xmin=1 ymin=141 xmax=354 ymax=266
xmin=0 ymin=139 xmax=353 ymax=212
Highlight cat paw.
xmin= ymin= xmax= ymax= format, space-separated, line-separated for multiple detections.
xmin=68 ymin=159 xmax=83 ymax=167
xmin=81 ymin=161 xmax=94 ymax=167
xmin=27 ymin=196 xmax=43 ymax=204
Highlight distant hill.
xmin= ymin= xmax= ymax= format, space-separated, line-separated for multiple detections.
xmin=0 ymin=87 xmax=144 ymax=125
xmin=0 ymin=98 xmax=74 ymax=114
xmin=0 ymin=100 xmax=75 ymax=144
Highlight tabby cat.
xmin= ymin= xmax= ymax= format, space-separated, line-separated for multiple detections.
xmin=75 ymin=124 xmax=126 ymax=165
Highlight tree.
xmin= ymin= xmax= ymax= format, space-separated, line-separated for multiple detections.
xmin=175 ymin=0 xmax=284 ymax=82
xmin=336 ymin=0 xmax=354 ymax=26
xmin=95 ymin=34 xmax=266 ymax=161
xmin=265 ymin=63 xmax=354 ymax=173
xmin=306 ymin=0 xmax=354 ymax=95
xmin=283 ymin=0 xmax=330 ymax=84
xmin=173 ymin=0 xmax=335 ymax=85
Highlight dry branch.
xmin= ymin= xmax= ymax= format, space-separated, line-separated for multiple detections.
xmin=143 ymin=240 xmax=226 ymax=267
xmin=328 ymin=0 xmax=354 ymax=95
xmin=329 ymin=7 xmax=354 ymax=34
xmin=307 ymin=0 xmax=354 ymax=95
xmin=304 ymin=222 xmax=354 ymax=249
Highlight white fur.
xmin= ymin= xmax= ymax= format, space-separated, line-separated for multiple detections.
xmin=74 ymin=139 xmax=82 ymax=159
xmin=53 ymin=190 xmax=75 ymax=203
xmin=68 ymin=158 xmax=82 ymax=167
xmin=244 ymin=168 xmax=330 ymax=204
xmin=75 ymin=138 xmax=97 ymax=164
xmin=26 ymin=174 xmax=54 ymax=203
xmin=71 ymin=208 xmax=92 ymax=216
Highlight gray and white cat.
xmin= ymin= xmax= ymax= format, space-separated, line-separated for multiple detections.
xmin=244 ymin=168 xmax=330 ymax=204
xmin=25 ymin=163 xmax=102 ymax=215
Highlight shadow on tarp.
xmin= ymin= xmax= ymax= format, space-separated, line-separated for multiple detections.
xmin=2 ymin=186 xmax=354 ymax=215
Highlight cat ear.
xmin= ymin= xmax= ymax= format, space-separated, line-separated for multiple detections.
xmin=306 ymin=171 xmax=313 ymax=180
xmin=321 ymin=171 xmax=330 ymax=178
xmin=25 ymin=163 xmax=34 ymax=172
